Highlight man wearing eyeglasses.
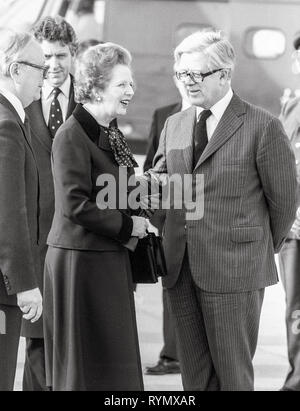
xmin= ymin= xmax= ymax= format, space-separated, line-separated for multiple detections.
xmin=142 ymin=30 xmax=297 ymax=391
xmin=0 ymin=28 xmax=44 ymax=391
xmin=23 ymin=16 xmax=78 ymax=391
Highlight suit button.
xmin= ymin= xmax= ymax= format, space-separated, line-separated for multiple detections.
xmin=184 ymin=224 xmax=187 ymax=229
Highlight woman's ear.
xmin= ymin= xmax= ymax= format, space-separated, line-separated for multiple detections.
xmin=95 ymin=94 xmax=102 ymax=103
xmin=90 ymin=87 xmax=103 ymax=103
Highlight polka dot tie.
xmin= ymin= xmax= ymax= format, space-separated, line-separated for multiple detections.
xmin=48 ymin=87 xmax=63 ymax=138
xmin=103 ymin=126 xmax=138 ymax=168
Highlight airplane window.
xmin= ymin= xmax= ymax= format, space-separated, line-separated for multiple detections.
xmin=244 ymin=29 xmax=286 ymax=59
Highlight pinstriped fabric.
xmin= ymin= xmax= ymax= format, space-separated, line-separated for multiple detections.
xmin=167 ymin=252 xmax=265 ymax=391
xmin=148 ymin=94 xmax=297 ymax=292
xmin=144 ymin=93 xmax=297 ymax=392
xmin=167 ymin=254 xmax=219 ymax=391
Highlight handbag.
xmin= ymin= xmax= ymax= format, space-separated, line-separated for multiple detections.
xmin=129 ymin=232 xmax=168 ymax=284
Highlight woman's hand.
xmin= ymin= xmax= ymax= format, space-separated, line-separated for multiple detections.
xmin=131 ymin=216 xmax=149 ymax=238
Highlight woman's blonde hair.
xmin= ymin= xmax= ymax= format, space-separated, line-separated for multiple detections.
xmin=75 ymin=42 xmax=132 ymax=104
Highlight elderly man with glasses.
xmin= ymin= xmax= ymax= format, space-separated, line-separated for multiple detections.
xmin=0 ymin=28 xmax=44 ymax=391
xmin=23 ymin=15 xmax=78 ymax=392
xmin=141 ymin=29 xmax=297 ymax=391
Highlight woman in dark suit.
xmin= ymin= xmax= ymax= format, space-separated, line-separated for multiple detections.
xmin=43 ymin=43 xmax=148 ymax=391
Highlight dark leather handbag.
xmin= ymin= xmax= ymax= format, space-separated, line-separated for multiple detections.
xmin=130 ymin=232 xmax=168 ymax=284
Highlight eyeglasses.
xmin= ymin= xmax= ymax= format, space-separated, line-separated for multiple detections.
xmin=15 ymin=61 xmax=49 ymax=79
xmin=175 ymin=68 xmax=224 ymax=83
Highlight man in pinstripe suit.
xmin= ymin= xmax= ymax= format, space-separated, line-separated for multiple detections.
xmin=142 ymin=30 xmax=298 ymax=391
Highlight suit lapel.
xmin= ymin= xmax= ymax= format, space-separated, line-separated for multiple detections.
xmin=26 ymin=80 xmax=76 ymax=153
xmin=0 ymin=93 xmax=23 ymax=124
xmin=66 ymin=77 xmax=76 ymax=119
xmin=0 ymin=94 xmax=38 ymax=160
xmin=194 ymin=94 xmax=246 ymax=170
xmin=175 ymin=106 xmax=196 ymax=174
xmin=26 ymin=100 xmax=53 ymax=153
xmin=170 ymin=102 xmax=182 ymax=116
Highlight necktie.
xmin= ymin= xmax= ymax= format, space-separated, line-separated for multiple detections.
xmin=193 ymin=109 xmax=212 ymax=167
xmin=48 ymin=88 xmax=63 ymax=138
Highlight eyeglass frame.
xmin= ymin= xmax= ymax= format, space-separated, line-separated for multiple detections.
xmin=175 ymin=68 xmax=226 ymax=83
xmin=12 ymin=61 xmax=49 ymax=79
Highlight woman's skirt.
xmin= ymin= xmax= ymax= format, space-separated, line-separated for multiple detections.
xmin=43 ymin=246 xmax=143 ymax=391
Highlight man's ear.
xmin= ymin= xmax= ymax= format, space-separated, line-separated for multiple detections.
xmin=9 ymin=62 xmax=19 ymax=79
xmin=220 ymin=69 xmax=231 ymax=83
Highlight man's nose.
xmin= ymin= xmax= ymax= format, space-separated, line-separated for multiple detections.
xmin=184 ymin=73 xmax=197 ymax=85
xmin=48 ymin=55 xmax=60 ymax=68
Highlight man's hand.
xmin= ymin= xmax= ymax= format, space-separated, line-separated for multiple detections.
xmin=131 ymin=216 xmax=149 ymax=238
xmin=134 ymin=174 xmax=161 ymax=210
xmin=17 ymin=288 xmax=43 ymax=323
xmin=147 ymin=222 xmax=159 ymax=236
xmin=291 ymin=207 xmax=300 ymax=238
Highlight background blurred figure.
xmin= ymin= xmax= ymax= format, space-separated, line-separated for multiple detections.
xmin=23 ymin=16 xmax=78 ymax=391
xmin=278 ymin=31 xmax=300 ymax=392
xmin=144 ymin=77 xmax=190 ymax=376
xmin=0 ymin=28 xmax=43 ymax=391
xmin=74 ymin=0 xmax=102 ymax=42
xmin=77 ymin=38 xmax=101 ymax=59
xmin=44 ymin=43 xmax=148 ymax=391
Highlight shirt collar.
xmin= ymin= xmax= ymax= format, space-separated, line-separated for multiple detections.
xmin=181 ymin=98 xmax=191 ymax=111
xmin=73 ymin=105 xmax=118 ymax=151
xmin=42 ymin=74 xmax=71 ymax=100
xmin=73 ymin=104 xmax=100 ymax=144
xmin=0 ymin=86 xmax=25 ymax=122
xmin=196 ymin=88 xmax=233 ymax=120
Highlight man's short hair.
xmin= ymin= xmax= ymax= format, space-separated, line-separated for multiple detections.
xmin=174 ymin=30 xmax=235 ymax=74
xmin=0 ymin=28 xmax=33 ymax=77
xmin=33 ymin=16 xmax=78 ymax=56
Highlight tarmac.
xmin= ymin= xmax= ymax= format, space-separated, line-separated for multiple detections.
xmin=14 ymin=258 xmax=289 ymax=391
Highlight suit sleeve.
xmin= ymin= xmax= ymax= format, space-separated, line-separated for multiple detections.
xmin=52 ymin=129 xmax=133 ymax=242
xmin=134 ymin=118 xmax=169 ymax=219
xmin=138 ymin=117 xmax=169 ymax=180
xmin=148 ymin=117 xmax=169 ymax=176
xmin=0 ymin=119 xmax=38 ymax=295
xmin=144 ymin=110 xmax=159 ymax=172
xmin=256 ymin=117 xmax=298 ymax=252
